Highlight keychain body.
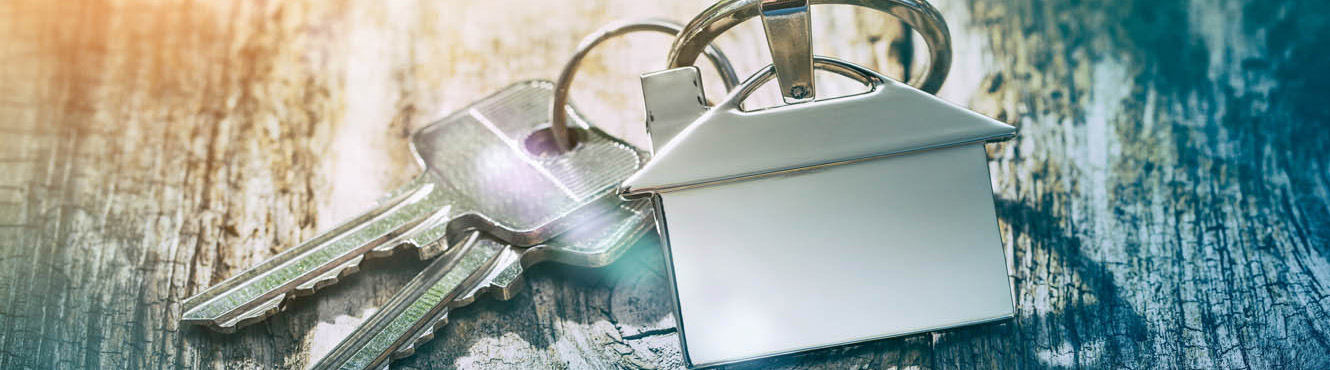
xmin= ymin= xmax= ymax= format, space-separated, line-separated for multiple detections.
xmin=625 ymin=59 xmax=1017 ymax=368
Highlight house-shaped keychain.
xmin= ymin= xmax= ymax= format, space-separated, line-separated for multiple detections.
xmin=623 ymin=58 xmax=1017 ymax=368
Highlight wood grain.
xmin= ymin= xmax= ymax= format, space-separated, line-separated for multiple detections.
xmin=1 ymin=0 xmax=1327 ymax=368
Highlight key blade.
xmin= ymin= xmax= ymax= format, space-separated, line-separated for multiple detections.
xmin=309 ymin=230 xmax=508 ymax=370
xmin=185 ymin=82 xmax=646 ymax=332
xmin=182 ymin=175 xmax=455 ymax=332
xmin=311 ymin=203 xmax=653 ymax=369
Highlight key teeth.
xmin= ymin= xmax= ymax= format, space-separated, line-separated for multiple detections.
xmin=479 ymin=261 xmax=528 ymax=302
xmin=393 ymin=343 xmax=417 ymax=359
xmin=388 ymin=274 xmax=529 ymax=359
xmin=395 ymin=326 xmax=430 ymax=359
xmin=462 ymin=273 xmax=526 ymax=303
xmin=212 ymin=294 xmax=287 ymax=333
xmin=198 ymin=241 xmax=425 ymax=333
xmin=287 ymin=236 xmax=422 ymax=298
xmin=293 ymin=255 xmax=364 ymax=295
xmin=369 ymin=239 xmax=416 ymax=258
xmin=487 ymin=274 xmax=527 ymax=302
xmin=394 ymin=312 xmax=450 ymax=358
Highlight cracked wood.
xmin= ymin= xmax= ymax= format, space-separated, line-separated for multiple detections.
xmin=1 ymin=0 xmax=1328 ymax=369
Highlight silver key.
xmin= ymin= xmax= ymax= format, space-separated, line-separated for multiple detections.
xmin=308 ymin=18 xmax=744 ymax=370
xmin=310 ymin=202 xmax=650 ymax=370
xmin=181 ymin=81 xmax=645 ymax=332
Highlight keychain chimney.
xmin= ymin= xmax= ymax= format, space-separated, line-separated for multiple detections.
xmin=641 ymin=66 xmax=710 ymax=152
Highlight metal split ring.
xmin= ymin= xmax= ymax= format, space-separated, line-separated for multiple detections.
xmin=550 ymin=18 xmax=743 ymax=152
xmin=666 ymin=0 xmax=952 ymax=95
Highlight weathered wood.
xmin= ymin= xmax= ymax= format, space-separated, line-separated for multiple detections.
xmin=1 ymin=0 xmax=1327 ymax=369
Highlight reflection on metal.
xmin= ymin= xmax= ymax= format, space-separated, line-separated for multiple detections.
xmin=625 ymin=57 xmax=1017 ymax=368
xmin=760 ymin=0 xmax=815 ymax=103
xmin=310 ymin=202 xmax=654 ymax=370
xmin=666 ymin=0 xmax=954 ymax=94
xmin=182 ymin=82 xmax=643 ymax=332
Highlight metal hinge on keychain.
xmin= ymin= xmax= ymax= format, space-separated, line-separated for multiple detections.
xmin=620 ymin=0 xmax=1018 ymax=367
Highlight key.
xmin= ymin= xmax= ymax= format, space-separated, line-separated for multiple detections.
xmin=307 ymin=18 xmax=744 ymax=369
xmin=310 ymin=202 xmax=650 ymax=370
xmin=181 ymin=81 xmax=646 ymax=332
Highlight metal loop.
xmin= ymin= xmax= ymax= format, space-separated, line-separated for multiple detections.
xmin=722 ymin=56 xmax=884 ymax=110
xmin=666 ymin=0 xmax=951 ymax=94
xmin=550 ymin=18 xmax=743 ymax=152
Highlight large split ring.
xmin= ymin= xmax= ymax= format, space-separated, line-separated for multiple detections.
xmin=666 ymin=0 xmax=952 ymax=95
xmin=550 ymin=18 xmax=743 ymax=152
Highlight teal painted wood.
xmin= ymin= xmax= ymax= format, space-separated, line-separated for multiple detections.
xmin=0 ymin=0 xmax=1326 ymax=368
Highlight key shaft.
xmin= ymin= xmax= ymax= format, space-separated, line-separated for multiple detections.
xmin=312 ymin=230 xmax=505 ymax=370
xmin=310 ymin=203 xmax=652 ymax=370
xmin=182 ymin=176 xmax=451 ymax=331
xmin=182 ymin=82 xmax=644 ymax=332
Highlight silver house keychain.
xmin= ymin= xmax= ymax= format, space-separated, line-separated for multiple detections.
xmin=622 ymin=0 xmax=1018 ymax=367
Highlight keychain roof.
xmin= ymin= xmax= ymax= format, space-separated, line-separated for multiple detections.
xmin=621 ymin=59 xmax=1016 ymax=195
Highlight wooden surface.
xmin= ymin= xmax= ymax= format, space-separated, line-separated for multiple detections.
xmin=2 ymin=0 xmax=1329 ymax=368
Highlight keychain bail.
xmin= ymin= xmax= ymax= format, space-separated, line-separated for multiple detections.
xmin=667 ymin=0 xmax=952 ymax=95
xmin=549 ymin=18 xmax=743 ymax=153
xmin=724 ymin=56 xmax=883 ymax=111
xmin=760 ymin=0 xmax=815 ymax=103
